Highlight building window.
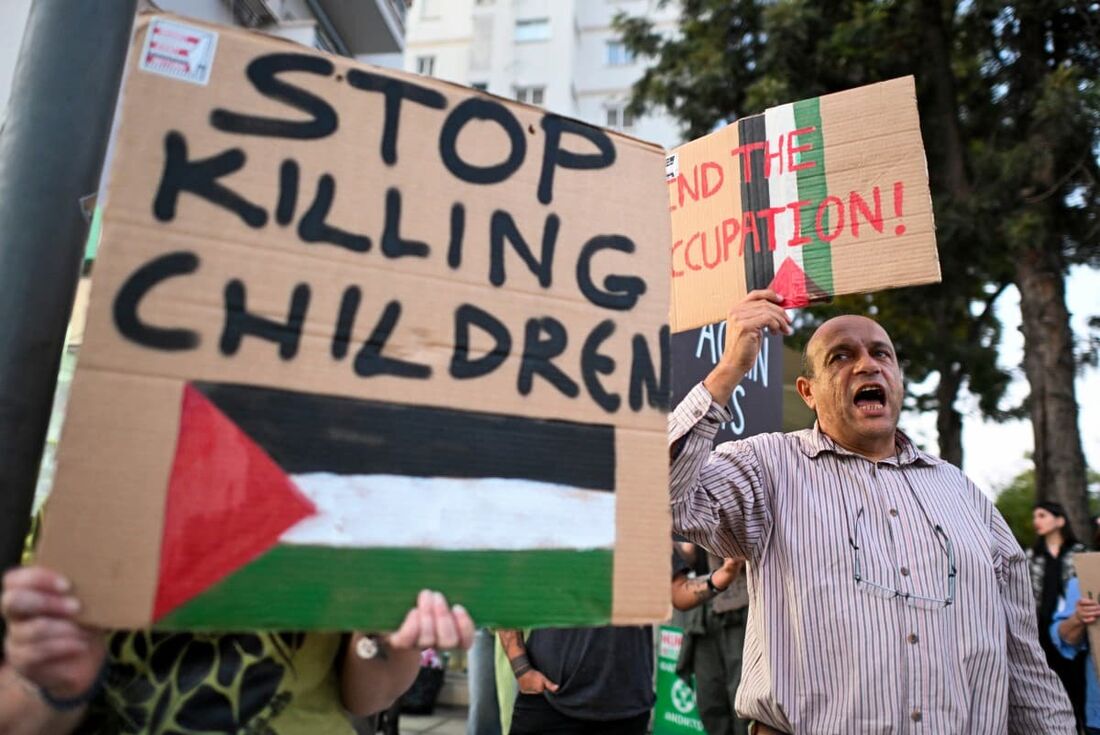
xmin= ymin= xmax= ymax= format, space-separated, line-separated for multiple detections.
xmin=606 ymin=41 xmax=634 ymax=66
xmin=606 ymin=105 xmax=635 ymax=130
xmin=514 ymin=18 xmax=551 ymax=42
xmin=515 ymin=86 xmax=546 ymax=105
xmin=416 ymin=55 xmax=435 ymax=76
xmin=471 ymin=82 xmax=489 ymax=91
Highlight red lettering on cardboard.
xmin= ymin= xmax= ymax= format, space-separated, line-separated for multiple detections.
xmin=815 ymin=195 xmax=845 ymax=243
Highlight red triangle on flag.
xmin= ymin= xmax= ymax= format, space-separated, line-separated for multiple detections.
xmin=768 ymin=257 xmax=811 ymax=308
xmin=152 ymin=384 xmax=316 ymax=621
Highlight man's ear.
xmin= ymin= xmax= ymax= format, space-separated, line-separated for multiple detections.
xmin=796 ymin=375 xmax=816 ymax=411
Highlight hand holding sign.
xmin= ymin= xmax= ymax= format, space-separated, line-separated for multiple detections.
xmin=1075 ymin=595 xmax=1100 ymax=626
xmin=703 ymin=290 xmax=791 ymax=406
xmin=386 ymin=590 xmax=475 ymax=651
xmin=1 ymin=566 xmax=106 ymax=705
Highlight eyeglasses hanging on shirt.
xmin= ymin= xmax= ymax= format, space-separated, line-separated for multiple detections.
xmin=846 ymin=453 xmax=958 ymax=608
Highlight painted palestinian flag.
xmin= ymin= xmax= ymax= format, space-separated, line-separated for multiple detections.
xmin=738 ymin=99 xmax=833 ymax=308
xmin=667 ymin=77 xmax=939 ymax=332
xmin=151 ymin=383 xmax=617 ymax=630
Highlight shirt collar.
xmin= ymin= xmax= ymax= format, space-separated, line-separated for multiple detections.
xmin=797 ymin=422 xmax=944 ymax=466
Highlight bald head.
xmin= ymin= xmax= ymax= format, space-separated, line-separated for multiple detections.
xmin=801 ymin=316 xmax=894 ymax=379
xmin=794 ymin=314 xmax=903 ymax=460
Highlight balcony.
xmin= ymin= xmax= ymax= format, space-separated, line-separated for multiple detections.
xmin=312 ymin=0 xmax=406 ymax=55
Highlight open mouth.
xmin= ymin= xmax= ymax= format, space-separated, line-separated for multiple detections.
xmin=853 ymin=385 xmax=886 ymax=413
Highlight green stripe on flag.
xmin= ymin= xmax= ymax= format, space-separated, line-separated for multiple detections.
xmin=793 ymin=97 xmax=833 ymax=295
xmin=157 ymin=547 xmax=613 ymax=631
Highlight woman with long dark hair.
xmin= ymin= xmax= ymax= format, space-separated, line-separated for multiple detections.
xmin=1028 ymin=501 xmax=1088 ymax=728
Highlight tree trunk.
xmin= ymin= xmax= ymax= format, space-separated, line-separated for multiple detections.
xmin=1015 ymin=249 xmax=1090 ymax=541
xmin=935 ymin=365 xmax=963 ymax=467
xmin=915 ymin=0 xmax=970 ymax=199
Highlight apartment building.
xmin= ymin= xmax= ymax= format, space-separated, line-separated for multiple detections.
xmin=404 ymin=0 xmax=683 ymax=149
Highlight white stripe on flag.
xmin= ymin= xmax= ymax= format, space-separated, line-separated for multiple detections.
xmin=281 ymin=474 xmax=616 ymax=551
xmin=765 ymin=103 xmax=801 ymax=275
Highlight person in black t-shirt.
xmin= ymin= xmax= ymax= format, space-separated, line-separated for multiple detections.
xmin=498 ymin=625 xmax=654 ymax=735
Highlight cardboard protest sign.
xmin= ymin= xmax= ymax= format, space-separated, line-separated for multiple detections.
xmin=1069 ymin=552 xmax=1100 ymax=677
xmin=36 ymin=14 xmax=671 ymax=631
xmin=667 ymin=77 xmax=940 ymax=332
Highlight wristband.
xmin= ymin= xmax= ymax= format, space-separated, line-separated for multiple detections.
xmin=706 ymin=574 xmax=728 ymax=595
xmin=509 ymin=653 xmax=532 ymax=678
xmin=38 ymin=659 xmax=108 ymax=712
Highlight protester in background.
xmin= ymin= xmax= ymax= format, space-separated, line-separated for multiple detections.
xmin=1029 ymin=501 xmax=1088 ymax=726
xmin=1051 ymin=576 xmax=1100 ymax=734
xmin=497 ymin=624 xmax=653 ymax=735
xmin=0 ymin=565 xmax=474 ymax=734
xmin=669 ymin=290 xmax=1074 ymax=733
xmin=671 ymin=541 xmax=749 ymax=735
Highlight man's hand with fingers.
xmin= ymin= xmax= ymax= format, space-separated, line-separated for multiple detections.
xmin=704 ymin=289 xmax=792 ymax=405
xmin=516 ymin=668 xmax=559 ymax=695
xmin=1 ymin=566 xmax=105 ymax=704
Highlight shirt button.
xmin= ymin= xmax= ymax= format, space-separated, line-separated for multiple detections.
xmin=908 ymin=633 xmax=919 ymax=644
xmin=911 ymin=709 xmax=922 ymax=722
xmin=900 ymin=566 xmax=910 ymax=577
xmin=889 ymin=508 xmax=898 ymax=517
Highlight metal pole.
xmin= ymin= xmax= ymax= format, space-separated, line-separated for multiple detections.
xmin=0 ymin=1 xmax=137 ymax=604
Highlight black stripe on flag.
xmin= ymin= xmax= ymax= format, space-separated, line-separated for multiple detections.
xmin=193 ymin=382 xmax=616 ymax=491
xmin=737 ymin=114 xmax=774 ymax=290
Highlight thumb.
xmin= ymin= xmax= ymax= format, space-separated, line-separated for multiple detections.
xmin=544 ymin=676 xmax=560 ymax=693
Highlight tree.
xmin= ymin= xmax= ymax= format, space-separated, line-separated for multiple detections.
xmin=962 ymin=0 xmax=1100 ymax=541
xmin=616 ymin=0 xmax=1098 ymax=534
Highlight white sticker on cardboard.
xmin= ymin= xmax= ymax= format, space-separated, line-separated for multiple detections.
xmin=139 ymin=19 xmax=218 ymax=86
xmin=665 ymin=153 xmax=679 ymax=182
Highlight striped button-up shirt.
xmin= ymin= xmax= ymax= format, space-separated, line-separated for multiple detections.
xmin=670 ymin=383 xmax=1074 ymax=734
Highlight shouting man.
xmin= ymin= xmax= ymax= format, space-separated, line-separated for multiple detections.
xmin=669 ymin=290 xmax=1073 ymax=734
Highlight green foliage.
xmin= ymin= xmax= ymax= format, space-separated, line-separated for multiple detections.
xmin=995 ymin=469 xmax=1039 ymax=549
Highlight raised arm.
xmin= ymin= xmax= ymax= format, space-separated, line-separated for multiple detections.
xmin=669 ymin=290 xmax=790 ymax=561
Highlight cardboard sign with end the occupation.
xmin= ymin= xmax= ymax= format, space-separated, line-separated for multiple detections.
xmin=36 ymin=14 xmax=672 ymax=632
xmin=1067 ymin=552 xmax=1100 ymax=678
xmin=667 ymin=77 xmax=940 ymax=333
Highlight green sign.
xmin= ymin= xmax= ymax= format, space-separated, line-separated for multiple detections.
xmin=653 ymin=625 xmax=705 ymax=734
